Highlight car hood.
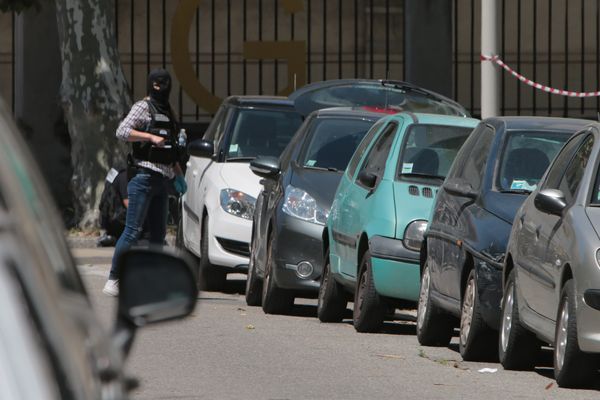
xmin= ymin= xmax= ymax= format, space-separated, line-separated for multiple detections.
xmin=585 ymin=207 xmax=600 ymax=240
xmin=289 ymin=163 xmax=343 ymax=211
xmin=482 ymin=191 xmax=528 ymax=225
xmin=218 ymin=162 xmax=262 ymax=198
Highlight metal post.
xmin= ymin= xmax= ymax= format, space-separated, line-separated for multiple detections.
xmin=481 ymin=0 xmax=501 ymax=118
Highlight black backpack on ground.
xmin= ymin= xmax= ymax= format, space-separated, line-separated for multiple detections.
xmin=99 ymin=169 xmax=127 ymax=237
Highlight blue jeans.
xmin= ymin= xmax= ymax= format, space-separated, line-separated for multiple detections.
xmin=110 ymin=172 xmax=170 ymax=279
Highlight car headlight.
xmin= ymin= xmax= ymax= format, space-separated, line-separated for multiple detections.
xmin=596 ymin=249 xmax=600 ymax=267
xmin=403 ymin=220 xmax=428 ymax=252
xmin=220 ymin=189 xmax=256 ymax=220
xmin=282 ymin=185 xmax=328 ymax=225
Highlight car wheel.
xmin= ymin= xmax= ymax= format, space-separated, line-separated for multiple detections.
xmin=416 ymin=261 xmax=454 ymax=346
xmin=459 ymin=269 xmax=498 ymax=361
xmin=498 ymin=269 xmax=540 ymax=370
xmin=554 ymin=279 xmax=599 ymax=388
xmin=317 ymin=251 xmax=347 ymax=323
xmin=353 ymin=250 xmax=385 ymax=333
xmin=261 ymin=232 xmax=294 ymax=315
xmin=175 ymin=216 xmax=184 ymax=249
xmin=197 ymin=215 xmax=226 ymax=291
xmin=245 ymin=237 xmax=263 ymax=306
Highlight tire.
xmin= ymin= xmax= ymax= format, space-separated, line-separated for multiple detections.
xmin=175 ymin=216 xmax=184 ymax=249
xmin=176 ymin=216 xmax=201 ymax=284
xmin=245 ymin=236 xmax=263 ymax=306
xmin=317 ymin=252 xmax=347 ymax=322
xmin=499 ymin=269 xmax=540 ymax=370
xmin=353 ymin=251 xmax=385 ymax=333
xmin=197 ymin=215 xmax=226 ymax=291
xmin=554 ymin=279 xmax=599 ymax=388
xmin=416 ymin=261 xmax=454 ymax=346
xmin=261 ymin=232 xmax=294 ymax=315
xmin=459 ymin=269 xmax=498 ymax=361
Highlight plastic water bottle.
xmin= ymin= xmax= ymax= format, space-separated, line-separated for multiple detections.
xmin=178 ymin=128 xmax=187 ymax=148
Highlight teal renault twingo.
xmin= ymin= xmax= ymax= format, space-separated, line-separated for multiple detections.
xmin=319 ymin=112 xmax=479 ymax=332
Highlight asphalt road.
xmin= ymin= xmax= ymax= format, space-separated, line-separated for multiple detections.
xmin=74 ymin=246 xmax=600 ymax=400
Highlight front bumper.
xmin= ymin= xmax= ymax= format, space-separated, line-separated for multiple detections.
xmin=577 ymin=288 xmax=600 ymax=353
xmin=474 ymin=260 xmax=503 ymax=331
xmin=208 ymin=207 xmax=251 ymax=271
xmin=271 ymin=212 xmax=325 ymax=295
xmin=369 ymin=236 xmax=421 ymax=301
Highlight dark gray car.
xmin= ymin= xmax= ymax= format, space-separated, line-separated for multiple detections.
xmin=501 ymin=123 xmax=600 ymax=388
xmin=0 ymin=100 xmax=197 ymax=399
xmin=245 ymin=108 xmax=388 ymax=314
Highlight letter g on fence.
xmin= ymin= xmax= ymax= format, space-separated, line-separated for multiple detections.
xmin=171 ymin=0 xmax=307 ymax=114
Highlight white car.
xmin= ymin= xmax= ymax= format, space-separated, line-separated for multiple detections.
xmin=180 ymin=96 xmax=303 ymax=290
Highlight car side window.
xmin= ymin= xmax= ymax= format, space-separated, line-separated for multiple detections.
xmin=356 ymin=122 xmax=397 ymax=184
xmin=542 ymin=133 xmax=587 ymax=190
xmin=346 ymin=119 xmax=385 ymax=178
xmin=203 ymin=105 xmax=227 ymax=142
xmin=557 ymin=135 xmax=594 ymax=203
xmin=456 ymin=125 xmax=494 ymax=191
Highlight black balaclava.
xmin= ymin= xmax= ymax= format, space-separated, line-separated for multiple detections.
xmin=147 ymin=68 xmax=172 ymax=114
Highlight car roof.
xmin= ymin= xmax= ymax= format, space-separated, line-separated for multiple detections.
xmin=484 ymin=116 xmax=593 ymax=132
xmin=224 ymin=95 xmax=295 ymax=108
xmin=310 ymin=106 xmax=396 ymax=120
xmin=382 ymin=112 xmax=480 ymax=127
xmin=288 ymin=79 xmax=469 ymax=117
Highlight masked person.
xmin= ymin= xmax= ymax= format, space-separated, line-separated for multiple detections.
xmin=103 ymin=68 xmax=187 ymax=296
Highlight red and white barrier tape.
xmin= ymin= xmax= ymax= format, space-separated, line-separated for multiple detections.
xmin=481 ymin=54 xmax=600 ymax=97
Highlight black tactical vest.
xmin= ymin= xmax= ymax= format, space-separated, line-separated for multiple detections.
xmin=131 ymin=100 xmax=179 ymax=164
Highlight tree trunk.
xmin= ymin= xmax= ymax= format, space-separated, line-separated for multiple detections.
xmin=55 ymin=0 xmax=131 ymax=227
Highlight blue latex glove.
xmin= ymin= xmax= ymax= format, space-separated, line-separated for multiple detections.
xmin=173 ymin=175 xmax=187 ymax=195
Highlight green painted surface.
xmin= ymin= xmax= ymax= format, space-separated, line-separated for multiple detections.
xmin=371 ymin=257 xmax=421 ymax=301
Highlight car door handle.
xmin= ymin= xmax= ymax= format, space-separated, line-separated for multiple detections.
xmin=186 ymin=161 xmax=192 ymax=168
xmin=192 ymin=170 xmax=198 ymax=177
xmin=519 ymin=214 xmax=525 ymax=224
xmin=535 ymin=226 xmax=540 ymax=239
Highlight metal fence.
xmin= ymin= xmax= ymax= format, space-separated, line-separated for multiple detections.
xmin=114 ymin=0 xmax=405 ymax=122
xmin=2 ymin=1 xmax=600 ymax=121
xmin=455 ymin=0 xmax=600 ymax=118
xmin=0 ymin=11 xmax=15 ymax=111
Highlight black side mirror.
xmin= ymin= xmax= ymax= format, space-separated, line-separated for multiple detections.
xmin=358 ymin=170 xmax=377 ymax=189
xmin=443 ymin=178 xmax=477 ymax=199
xmin=250 ymin=156 xmax=281 ymax=180
xmin=534 ymin=189 xmax=566 ymax=216
xmin=117 ymin=247 xmax=197 ymax=326
xmin=187 ymin=139 xmax=214 ymax=158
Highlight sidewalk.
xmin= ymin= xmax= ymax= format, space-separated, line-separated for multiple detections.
xmin=67 ymin=233 xmax=176 ymax=249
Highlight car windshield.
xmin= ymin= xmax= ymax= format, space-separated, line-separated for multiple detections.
xmin=294 ymin=84 xmax=466 ymax=117
xmin=398 ymin=124 xmax=474 ymax=180
xmin=497 ymin=131 xmax=571 ymax=192
xmin=225 ymin=108 xmax=303 ymax=161
xmin=299 ymin=117 xmax=376 ymax=171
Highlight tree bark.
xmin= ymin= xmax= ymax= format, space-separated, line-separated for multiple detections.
xmin=55 ymin=0 xmax=131 ymax=227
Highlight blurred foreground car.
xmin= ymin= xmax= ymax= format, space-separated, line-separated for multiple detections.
xmin=246 ymin=107 xmax=387 ymax=314
xmin=180 ymin=96 xmax=303 ymax=290
xmin=320 ymin=112 xmax=478 ymax=332
xmin=501 ymin=125 xmax=600 ymax=387
xmin=418 ymin=117 xmax=588 ymax=361
xmin=0 ymin=101 xmax=197 ymax=400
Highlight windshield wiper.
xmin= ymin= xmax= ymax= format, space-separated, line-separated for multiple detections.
xmin=401 ymin=173 xmax=445 ymax=182
xmin=304 ymin=165 xmax=342 ymax=173
xmin=499 ymin=189 xmax=532 ymax=194
xmin=225 ymin=157 xmax=256 ymax=162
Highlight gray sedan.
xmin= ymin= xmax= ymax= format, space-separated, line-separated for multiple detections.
xmin=501 ymin=123 xmax=600 ymax=387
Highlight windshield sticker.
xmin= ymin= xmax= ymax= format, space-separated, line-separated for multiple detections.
xmin=229 ymin=144 xmax=239 ymax=153
xmin=306 ymin=160 xmax=316 ymax=167
xmin=402 ymin=163 xmax=414 ymax=174
xmin=510 ymin=180 xmax=537 ymax=191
